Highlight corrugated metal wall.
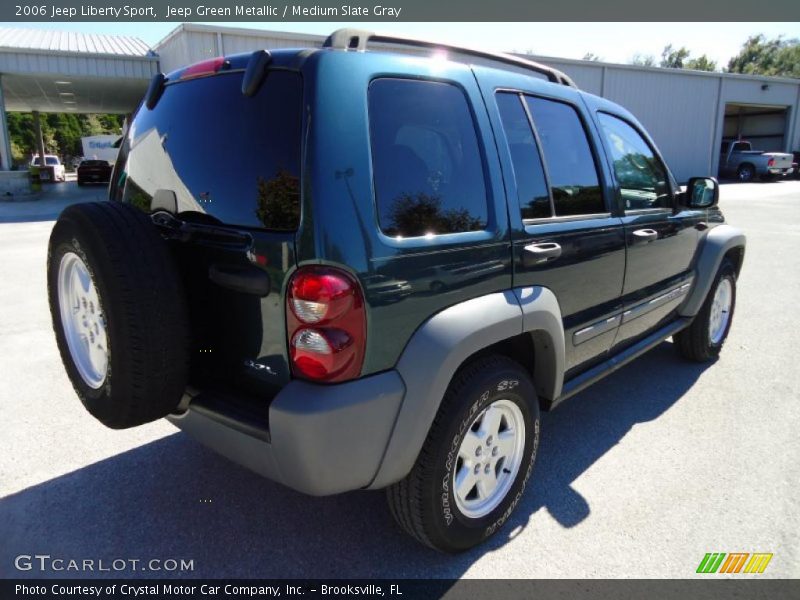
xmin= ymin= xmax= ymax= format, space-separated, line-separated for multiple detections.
xmin=0 ymin=50 xmax=157 ymax=80
xmin=155 ymin=26 xmax=800 ymax=181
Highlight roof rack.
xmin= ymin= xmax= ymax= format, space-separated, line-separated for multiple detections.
xmin=322 ymin=28 xmax=578 ymax=89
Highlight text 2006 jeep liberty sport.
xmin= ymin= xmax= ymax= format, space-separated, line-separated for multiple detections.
xmin=48 ymin=29 xmax=745 ymax=552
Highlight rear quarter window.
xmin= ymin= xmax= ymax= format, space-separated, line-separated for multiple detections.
xmin=368 ymin=78 xmax=489 ymax=238
xmin=120 ymin=70 xmax=302 ymax=230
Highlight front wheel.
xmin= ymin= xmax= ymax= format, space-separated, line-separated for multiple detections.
xmin=674 ymin=259 xmax=737 ymax=362
xmin=387 ymin=355 xmax=540 ymax=552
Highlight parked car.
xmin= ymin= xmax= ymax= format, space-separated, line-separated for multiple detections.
xmin=46 ymin=30 xmax=745 ymax=553
xmin=77 ymin=159 xmax=113 ymax=186
xmin=30 ymin=154 xmax=66 ymax=182
xmin=792 ymin=151 xmax=800 ymax=179
xmin=718 ymin=140 xmax=793 ymax=182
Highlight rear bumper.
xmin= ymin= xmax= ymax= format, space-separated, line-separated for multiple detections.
xmin=167 ymin=370 xmax=405 ymax=496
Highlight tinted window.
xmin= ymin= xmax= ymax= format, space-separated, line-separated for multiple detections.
xmin=496 ymin=93 xmax=551 ymax=220
xmin=121 ymin=70 xmax=302 ymax=230
xmin=598 ymin=113 xmax=671 ymax=210
xmin=81 ymin=160 xmax=109 ymax=167
xmin=525 ymin=97 xmax=604 ymax=216
xmin=369 ymin=79 xmax=488 ymax=237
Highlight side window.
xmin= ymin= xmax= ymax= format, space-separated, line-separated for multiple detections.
xmin=524 ymin=97 xmax=605 ymax=216
xmin=369 ymin=78 xmax=489 ymax=238
xmin=496 ymin=93 xmax=551 ymax=220
xmin=597 ymin=113 xmax=671 ymax=210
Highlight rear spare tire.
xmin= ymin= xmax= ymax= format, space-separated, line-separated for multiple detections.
xmin=47 ymin=201 xmax=189 ymax=429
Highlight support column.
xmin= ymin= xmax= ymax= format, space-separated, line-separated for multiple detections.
xmin=33 ymin=110 xmax=46 ymax=165
xmin=0 ymin=75 xmax=13 ymax=171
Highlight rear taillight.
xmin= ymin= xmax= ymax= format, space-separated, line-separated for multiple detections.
xmin=287 ymin=267 xmax=366 ymax=383
xmin=768 ymin=158 xmax=775 ymax=167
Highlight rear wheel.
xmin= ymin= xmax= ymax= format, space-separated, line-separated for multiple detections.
xmin=674 ymin=259 xmax=737 ymax=362
xmin=48 ymin=201 xmax=190 ymax=428
xmin=387 ymin=355 xmax=540 ymax=552
xmin=737 ymin=164 xmax=755 ymax=182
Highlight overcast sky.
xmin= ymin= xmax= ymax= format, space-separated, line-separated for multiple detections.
xmin=13 ymin=21 xmax=800 ymax=65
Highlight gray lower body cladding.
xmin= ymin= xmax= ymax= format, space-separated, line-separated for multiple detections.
xmin=168 ymin=370 xmax=404 ymax=496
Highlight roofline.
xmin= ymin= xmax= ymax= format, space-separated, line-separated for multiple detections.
xmin=522 ymin=52 xmax=800 ymax=86
xmin=153 ymin=22 xmax=326 ymax=51
xmin=154 ymin=23 xmax=799 ymax=86
xmin=0 ymin=45 xmax=158 ymax=62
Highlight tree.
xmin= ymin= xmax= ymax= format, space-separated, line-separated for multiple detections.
xmin=660 ymin=44 xmax=691 ymax=69
xmin=4 ymin=111 xmax=123 ymax=166
xmin=631 ymin=44 xmax=717 ymax=72
xmin=685 ymin=55 xmax=717 ymax=72
xmin=727 ymin=34 xmax=800 ymax=78
xmin=582 ymin=52 xmax=602 ymax=62
xmin=631 ymin=53 xmax=656 ymax=67
xmin=80 ymin=114 xmax=106 ymax=136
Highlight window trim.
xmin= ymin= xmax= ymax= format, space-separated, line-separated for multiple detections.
xmin=496 ymin=88 xmax=611 ymax=222
xmin=367 ymin=76 xmax=496 ymax=245
xmin=596 ymin=110 xmax=676 ymax=213
xmin=523 ymin=211 xmax=613 ymax=228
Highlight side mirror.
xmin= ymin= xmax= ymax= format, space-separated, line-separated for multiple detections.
xmin=686 ymin=176 xmax=719 ymax=208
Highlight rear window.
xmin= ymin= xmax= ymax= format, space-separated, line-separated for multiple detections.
xmin=81 ymin=160 xmax=109 ymax=167
xmin=33 ymin=157 xmax=59 ymax=166
xmin=368 ymin=78 xmax=489 ymax=238
xmin=119 ymin=70 xmax=302 ymax=230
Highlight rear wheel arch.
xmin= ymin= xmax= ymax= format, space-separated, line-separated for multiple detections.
xmin=369 ymin=287 xmax=565 ymax=489
xmin=468 ymin=329 xmax=560 ymax=410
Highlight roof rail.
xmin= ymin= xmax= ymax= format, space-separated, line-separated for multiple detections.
xmin=322 ymin=28 xmax=578 ymax=89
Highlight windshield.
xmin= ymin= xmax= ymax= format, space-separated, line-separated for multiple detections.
xmin=116 ymin=70 xmax=303 ymax=231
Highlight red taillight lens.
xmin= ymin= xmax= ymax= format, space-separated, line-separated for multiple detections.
xmin=180 ymin=57 xmax=225 ymax=80
xmin=287 ymin=267 xmax=366 ymax=383
xmin=768 ymin=158 xmax=775 ymax=167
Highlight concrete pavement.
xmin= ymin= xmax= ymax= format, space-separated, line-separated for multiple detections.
xmin=1 ymin=180 xmax=798 ymax=578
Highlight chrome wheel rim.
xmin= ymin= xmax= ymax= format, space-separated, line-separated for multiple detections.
xmin=738 ymin=168 xmax=752 ymax=182
xmin=453 ymin=399 xmax=526 ymax=519
xmin=58 ymin=252 xmax=108 ymax=389
xmin=709 ymin=278 xmax=732 ymax=346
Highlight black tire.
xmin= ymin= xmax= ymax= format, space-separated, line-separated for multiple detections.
xmin=47 ymin=201 xmax=190 ymax=429
xmin=674 ymin=259 xmax=737 ymax=362
xmin=387 ymin=355 xmax=540 ymax=553
xmin=737 ymin=164 xmax=755 ymax=183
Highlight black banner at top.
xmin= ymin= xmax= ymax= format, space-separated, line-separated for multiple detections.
xmin=3 ymin=0 xmax=800 ymax=22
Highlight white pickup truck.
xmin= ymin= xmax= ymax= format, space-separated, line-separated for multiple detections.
xmin=31 ymin=154 xmax=66 ymax=183
xmin=719 ymin=140 xmax=794 ymax=182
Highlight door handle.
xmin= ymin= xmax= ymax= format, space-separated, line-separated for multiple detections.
xmin=632 ymin=228 xmax=658 ymax=243
xmin=524 ymin=242 xmax=562 ymax=264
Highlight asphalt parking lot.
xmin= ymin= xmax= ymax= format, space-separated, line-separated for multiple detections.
xmin=1 ymin=180 xmax=798 ymax=579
